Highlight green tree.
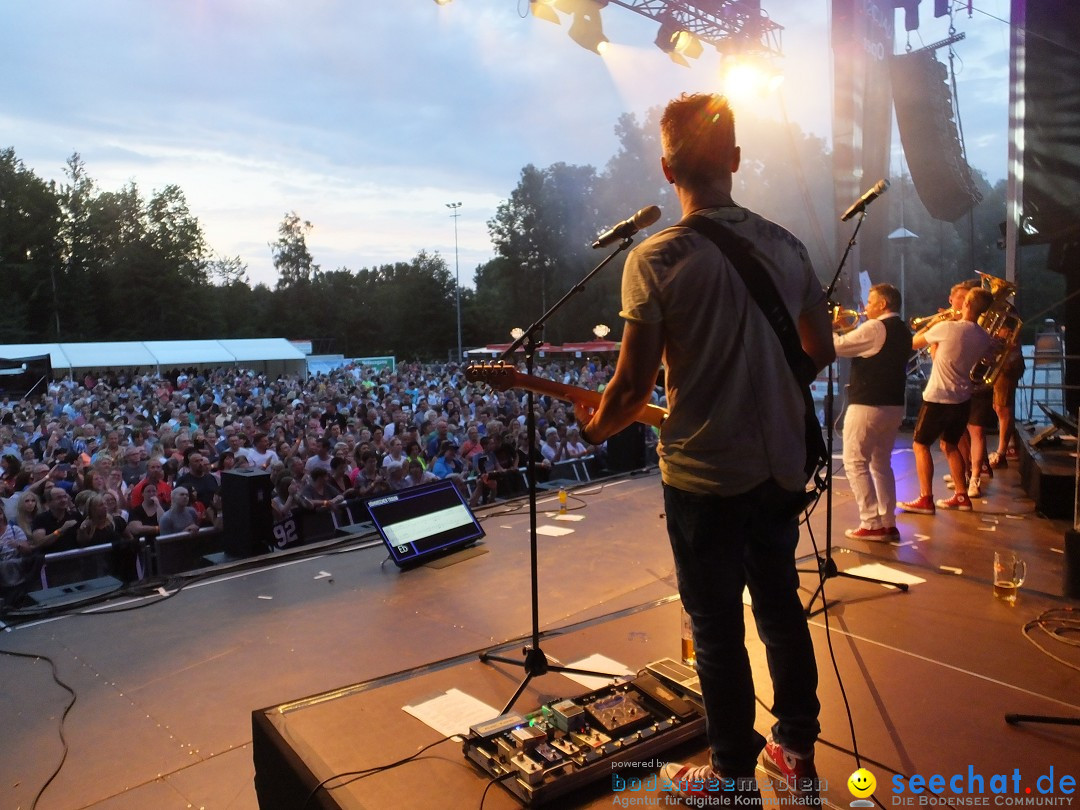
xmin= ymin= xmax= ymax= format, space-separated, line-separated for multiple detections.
xmin=370 ymin=251 xmax=456 ymax=358
xmin=81 ymin=182 xmax=148 ymax=339
xmin=208 ymin=254 xmax=250 ymax=287
xmin=271 ymin=211 xmax=318 ymax=289
xmin=146 ymin=184 xmax=208 ymax=286
xmin=0 ymin=147 xmax=63 ymax=341
xmin=483 ymin=163 xmax=604 ymax=344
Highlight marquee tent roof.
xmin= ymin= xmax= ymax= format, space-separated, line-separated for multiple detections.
xmin=0 ymin=339 xmax=307 ymax=374
xmin=464 ymin=340 xmax=620 ymax=356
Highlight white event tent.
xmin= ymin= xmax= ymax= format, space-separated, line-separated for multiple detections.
xmin=0 ymin=338 xmax=308 ymax=379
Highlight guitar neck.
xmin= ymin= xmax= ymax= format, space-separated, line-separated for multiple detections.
xmin=510 ymin=373 xmax=668 ymax=429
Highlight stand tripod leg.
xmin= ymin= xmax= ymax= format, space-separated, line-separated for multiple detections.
xmin=1005 ymin=713 xmax=1080 ymax=726
xmin=480 ymin=646 xmax=622 ymax=715
xmin=799 ymin=552 xmax=910 ymax=617
xmin=480 ymin=648 xmax=545 ymax=715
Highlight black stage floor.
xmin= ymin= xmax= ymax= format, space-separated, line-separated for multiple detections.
xmin=2 ymin=443 xmax=1079 ymax=809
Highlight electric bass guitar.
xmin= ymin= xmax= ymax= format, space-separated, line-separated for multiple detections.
xmin=465 ymin=362 xmax=668 ymax=429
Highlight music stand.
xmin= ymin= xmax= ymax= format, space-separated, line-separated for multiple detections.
xmin=798 ymin=208 xmax=909 ymax=616
xmin=475 ymin=237 xmax=639 ymax=713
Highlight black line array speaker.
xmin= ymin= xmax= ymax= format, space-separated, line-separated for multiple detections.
xmin=221 ymin=469 xmax=274 ymax=558
xmin=890 ymin=49 xmax=982 ymax=222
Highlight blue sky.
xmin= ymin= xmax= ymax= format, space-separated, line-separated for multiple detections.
xmin=1 ymin=1 xmax=1012 ymax=288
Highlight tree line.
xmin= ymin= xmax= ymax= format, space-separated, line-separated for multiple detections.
xmin=0 ymin=111 xmax=1061 ymax=362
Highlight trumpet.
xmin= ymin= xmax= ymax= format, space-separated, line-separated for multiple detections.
xmin=832 ymin=306 xmax=863 ymax=334
xmin=909 ymin=308 xmax=959 ymax=331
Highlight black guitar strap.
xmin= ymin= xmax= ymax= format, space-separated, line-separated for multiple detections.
xmin=679 ymin=213 xmax=828 ymax=488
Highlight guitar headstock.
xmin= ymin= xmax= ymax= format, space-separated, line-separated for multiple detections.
xmin=465 ymin=362 xmax=518 ymax=391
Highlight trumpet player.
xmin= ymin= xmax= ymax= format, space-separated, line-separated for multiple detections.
xmin=833 ymin=284 xmax=912 ymax=541
xmin=899 ymin=286 xmax=994 ymax=515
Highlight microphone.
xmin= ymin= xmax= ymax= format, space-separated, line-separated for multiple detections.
xmin=592 ymin=205 xmax=661 ymax=248
xmin=840 ymin=179 xmax=890 ymax=222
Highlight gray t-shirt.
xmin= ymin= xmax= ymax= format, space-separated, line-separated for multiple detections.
xmin=621 ymin=206 xmax=826 ymax=496
xmin=158 ymin=507 xmax=199 ymax=536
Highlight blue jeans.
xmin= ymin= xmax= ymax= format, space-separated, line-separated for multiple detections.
xmin=664 ymin=480 xmax=820 ymax=776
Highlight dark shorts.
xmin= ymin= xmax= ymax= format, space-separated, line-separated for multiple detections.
xmin=914 ymin=400 xmax=971 ymax=446
xmin=968 ymin=388 xmax=995 ymax=428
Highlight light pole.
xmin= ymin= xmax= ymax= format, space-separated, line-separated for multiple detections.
xmin=888 ymin=227 xmax=919 ymax=321
xmin=446 ymin=202 xmax=463 ymax=362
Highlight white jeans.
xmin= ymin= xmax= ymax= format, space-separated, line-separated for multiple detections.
xmin=842 ymin=403 xmax=905 ymax=529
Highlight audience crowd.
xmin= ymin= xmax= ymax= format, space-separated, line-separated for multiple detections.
xmin=1 ymin=359 xmax=634 ymax=606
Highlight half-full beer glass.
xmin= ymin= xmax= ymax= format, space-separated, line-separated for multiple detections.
xmin=993 ymin=551 xmax=1027 ymax=605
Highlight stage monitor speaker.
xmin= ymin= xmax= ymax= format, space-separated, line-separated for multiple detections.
xmin=1065 ymin=530 xmax=1080 ymax=599
xmin=605 ymin=423 xmax=647 ymax=472
xmin=890 ymin=49 xmax=982 ymax=222
xmin=221 ymin=469 xmax=274 ymax=558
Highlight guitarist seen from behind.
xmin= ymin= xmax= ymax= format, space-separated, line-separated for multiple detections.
xmin=574 ymin=93 xmax=834 ymax=806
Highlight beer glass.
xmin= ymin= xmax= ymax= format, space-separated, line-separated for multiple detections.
xmin=680 ymin=606 xmax=696 ymax=666
xmin=993 ymin=551 xmax=1027 ymax=606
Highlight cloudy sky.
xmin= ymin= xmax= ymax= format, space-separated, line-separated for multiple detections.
xmin=2 ymin=0 xmax=1012 ymax=288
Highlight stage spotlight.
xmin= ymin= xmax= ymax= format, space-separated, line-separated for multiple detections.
xmin=568 ymin=2 xmax=609 ymax=55
xmin=672 ymin=30 xmax=703 ymax=60
xmin=530 ymin=0 xmax=609 ymax=55
xmin=654 ymin=19 xmax=701 ymax=67
xmin=530 ymin=0 xmax=560 ymax=24
xmin=434 ymin=0 xmax=452 ymax=5
xmin=654 ymin=19 xmax=679 ymax=54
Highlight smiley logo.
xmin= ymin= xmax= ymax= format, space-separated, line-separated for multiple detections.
xmin=848 ymin=768 xmax=877 ymax=799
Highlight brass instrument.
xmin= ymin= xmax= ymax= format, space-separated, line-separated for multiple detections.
xmin=832 ymin=306 xmax=863 ymax=334
xmin=970 ymin=272 xmax=1022 ymax=386
xmin=909 ymin=308 xmax=959 ymax=331
xmin=906 ymin=308 xmax=959 ymax=377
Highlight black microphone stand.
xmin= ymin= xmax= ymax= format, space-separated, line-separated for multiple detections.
xmin=799 ymin=209 xmax=909 ymax=617
xmin=477 ymin=237 xmax=637 ymax=713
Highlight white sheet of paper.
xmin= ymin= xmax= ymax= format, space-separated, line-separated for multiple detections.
xmin=562 ymin=654 xmax=634 ymax=691
xmin=552 ymin=513 xmax=585 ymax=522
xmin=843 ymin=563 xmax=926 ymax=586
xmin=536 ymin=525 xmax=575 ymax=536
xmin=402 ymin=688 xmax=501 ymax=738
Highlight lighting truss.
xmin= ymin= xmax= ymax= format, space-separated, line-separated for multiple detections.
xmin=606 ymin=0 xmax=783 ymax=59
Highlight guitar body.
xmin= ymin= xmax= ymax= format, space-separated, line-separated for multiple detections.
xmin=465 ymin=363 xmax=667 ymax=429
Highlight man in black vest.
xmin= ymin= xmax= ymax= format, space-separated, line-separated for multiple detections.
xmin=834 ymin=283 xmax=912 ymax=540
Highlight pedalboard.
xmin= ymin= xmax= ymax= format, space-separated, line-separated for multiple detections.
xmin=462 ymin=672 xmax=706 ymax=806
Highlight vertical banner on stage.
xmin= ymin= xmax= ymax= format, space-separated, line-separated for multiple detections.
xmin=831 ymin=0 xmax=896 ymax=306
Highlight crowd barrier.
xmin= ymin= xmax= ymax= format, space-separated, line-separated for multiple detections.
xmin=28 ymin=456 xmax=604 ymax=602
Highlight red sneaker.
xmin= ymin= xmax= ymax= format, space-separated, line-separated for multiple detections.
xmin=898 ymin=495 xmax=935 ymax=515
xmin=761 ymin=736 xmax=822 ymax=804
xmin=935 ymin=493 xmax=973 ymax=511
xmin=844 ymin=526 xmax=895 ymax=541
xmin=660 ymin=762 xmax=762 ymax=806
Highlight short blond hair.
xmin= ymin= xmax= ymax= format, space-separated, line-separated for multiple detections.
xmin=661 ymin=93 xmax=736 ymax=188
